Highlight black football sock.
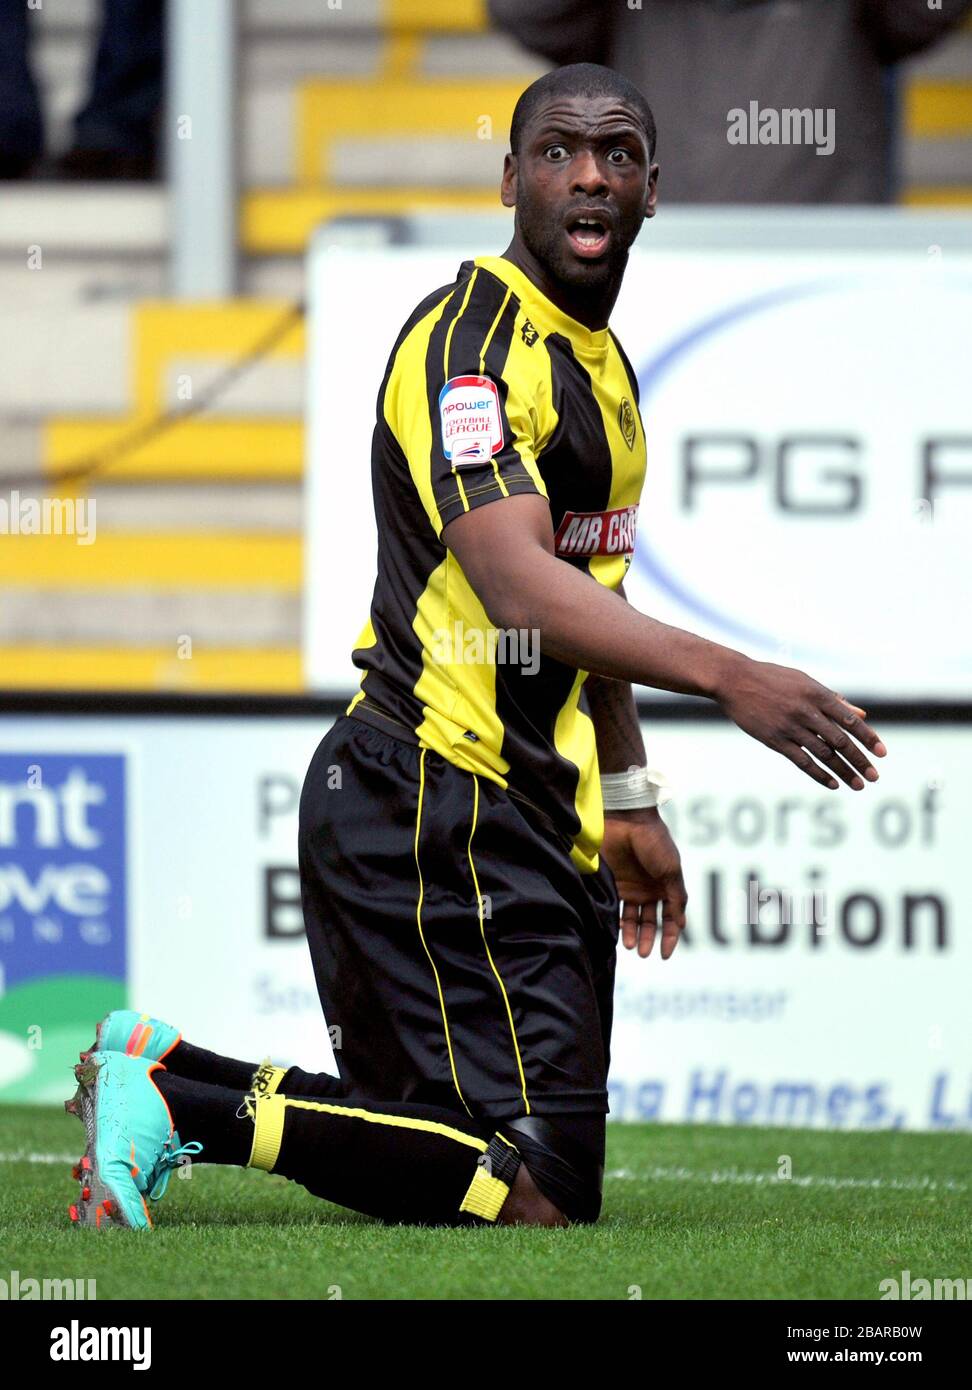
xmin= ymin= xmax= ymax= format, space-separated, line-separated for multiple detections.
xmin=163 ymin=1042 xmax=258 ymax=1092
xmin=164 ymin=1042 xmax=348 ymax=1101
xmin=153 ymin=1071 xmax=521 ymax=1225
xmin=154 ymin=1071 xmax=252 ymax=1166
xmin=274 ymin=1065 xmax=349 ymax=1099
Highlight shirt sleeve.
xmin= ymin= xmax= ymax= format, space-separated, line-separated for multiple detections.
xmin=430 ymin=364 xmax=550 ymax=535
xmin=386 ymin=280 xmax=552 ymax=540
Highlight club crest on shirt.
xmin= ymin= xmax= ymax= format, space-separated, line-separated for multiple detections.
xmin=618 ymin=396 xmax=637 ymax=451
xmin=439 ymin=374 xmax=504 ymax=466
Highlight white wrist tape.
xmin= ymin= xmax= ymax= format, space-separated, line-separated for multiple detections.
xmin=600 ymin=766 xmax=672 ymax=811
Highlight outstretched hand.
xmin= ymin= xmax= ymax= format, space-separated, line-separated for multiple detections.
xmin=716 ymin=658 xmax=887 ymax=791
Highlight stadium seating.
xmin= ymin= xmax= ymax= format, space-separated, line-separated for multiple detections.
xmin=0 ymin=0 xmax=968 ymax=691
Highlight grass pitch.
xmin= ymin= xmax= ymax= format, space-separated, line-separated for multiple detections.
xmin=2 ymin=1105 xmax=969 ymax=1301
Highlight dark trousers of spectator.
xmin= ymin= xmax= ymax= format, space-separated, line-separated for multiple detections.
xmin=0 ymin=0 xmax=164 ymax=164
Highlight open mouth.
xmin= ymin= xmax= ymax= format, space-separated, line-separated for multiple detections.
xmin=565 ymin=212 xmax=612 ymax=259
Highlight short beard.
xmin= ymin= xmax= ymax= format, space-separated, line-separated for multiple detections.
xmin=516 ymin=197 xmax=632 ymax=295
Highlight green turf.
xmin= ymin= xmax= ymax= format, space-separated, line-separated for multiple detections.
xmin=1 ymin=1105 xmax=969 ymax=1300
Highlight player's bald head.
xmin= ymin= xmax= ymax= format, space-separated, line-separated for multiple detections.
xmin=510 ymin=63 xmax=657 ymax=162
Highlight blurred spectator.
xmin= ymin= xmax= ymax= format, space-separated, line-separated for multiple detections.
xmin=487 ymin=0 xmax=972 ymax=203
xmin=0 ymin=0 xmax=164 ymax=180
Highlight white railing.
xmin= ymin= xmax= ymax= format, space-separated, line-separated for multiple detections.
xmin=166 ymin=0 xmax=238 ymax=298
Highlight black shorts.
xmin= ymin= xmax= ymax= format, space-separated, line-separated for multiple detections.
xmin=298 ymin=715 xmax=620 ymax=1122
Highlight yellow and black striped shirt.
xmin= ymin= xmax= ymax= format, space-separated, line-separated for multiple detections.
xmin=348 ymin=254 xmax=647 ymax=873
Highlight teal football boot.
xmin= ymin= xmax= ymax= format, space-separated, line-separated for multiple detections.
xmin=65 ymin=1051 xmax=201 ymax=1230
xmin=82 ymin=1010 xmax=182 ymax=1066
